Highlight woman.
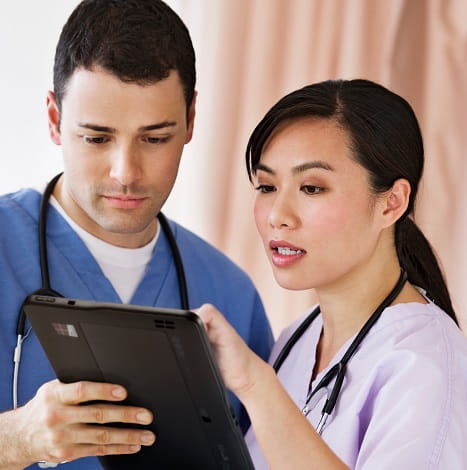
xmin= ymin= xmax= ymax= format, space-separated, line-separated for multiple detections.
xmin=198 ymin=79 xmax=467 ymax=469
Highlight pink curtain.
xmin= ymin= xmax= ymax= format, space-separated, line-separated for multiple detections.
xmin=172 ymin=0 xmax=467 ymax=335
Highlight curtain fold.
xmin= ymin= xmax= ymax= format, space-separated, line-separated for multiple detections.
xmin=167 ymin=0 xmax=467 ymax=335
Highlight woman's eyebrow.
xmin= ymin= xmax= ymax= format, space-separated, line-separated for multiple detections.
xmin=253 ymin=160 xmax=334 ymax=175
xmin=253 ymin=163 xmax=275 ymax=174
xmin=292 ymin=161 xmax=334 ymax=174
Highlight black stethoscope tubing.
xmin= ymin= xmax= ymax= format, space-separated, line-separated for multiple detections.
xmin=14 ymin=173 xmax=190 ymax=466
xmin=273 ymin=269 xmax=408 ymax=434
xmin=15 ymin=173 xmax=408 ymax=436
xmin=16 ymin=172 xmax=190 ymax=343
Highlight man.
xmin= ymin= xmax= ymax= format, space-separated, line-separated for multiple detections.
xmin=0 ymin=1 xmax=273 ymax=468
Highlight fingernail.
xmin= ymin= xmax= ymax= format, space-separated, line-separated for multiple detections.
xmin=130 ymin=445 xmax=141 ymax=452
xmin=141 ymin=431 xmax=155 ymax=444
xmin=111 ymin=387 xmax=125 ymax=398
xmin=136 ymin=411 xmax=152 ymax=423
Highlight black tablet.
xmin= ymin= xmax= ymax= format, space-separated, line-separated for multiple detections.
xmin=23 ymin=294 xmax=254 ymax=470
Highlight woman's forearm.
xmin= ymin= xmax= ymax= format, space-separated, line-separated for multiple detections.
xmin=239 ymin=359 xmax=348 ymax=470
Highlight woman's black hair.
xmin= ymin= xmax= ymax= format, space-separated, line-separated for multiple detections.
xmin=246 ymin=79 xmax=457 ymax=324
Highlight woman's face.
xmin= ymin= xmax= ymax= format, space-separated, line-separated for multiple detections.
xmin=253 ymin=118 xmax=387 ymax=292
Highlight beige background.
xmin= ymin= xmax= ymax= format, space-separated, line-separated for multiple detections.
xmin=166 ymin=0 xmax=467 ymax=336
xmin=0 ymin=0 xmax=465 ymax=336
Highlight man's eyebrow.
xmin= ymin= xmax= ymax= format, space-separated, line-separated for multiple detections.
xmin=253 ymin=160 xmax=334 ymax=175
xmin=138 ymin=121 xmax=177 ymax=132
xmin=77 ymin=121 xmax=178 ymax=133
xmin=78 ymin=122 xmax=116 ymax=133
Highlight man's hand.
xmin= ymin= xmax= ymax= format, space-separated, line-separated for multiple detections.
xmin=2 ymin=379 xmax=155 ymax=468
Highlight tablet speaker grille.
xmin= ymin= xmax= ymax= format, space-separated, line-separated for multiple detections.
xmin=153 ymin=319 xmax=175 ymax=329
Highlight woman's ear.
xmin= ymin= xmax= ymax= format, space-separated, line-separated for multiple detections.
xmin=381 ymin=178 xmax=411 ymax=228
xmin=46 ymin=91 xmax=61 ymax=145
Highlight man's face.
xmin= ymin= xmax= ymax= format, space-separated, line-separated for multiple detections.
xmin=47 ymin=67 xmax=195 ymax=248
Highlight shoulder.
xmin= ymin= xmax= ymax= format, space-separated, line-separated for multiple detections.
xmin=0 ymin=190 xmax=42 ymax=249
xmin=166 ymin=218 xmax=256 ymax=287
xmin=371 ymin=301 xmax=467 ymax=355
xmin=354 ymin=302 xmax=467 ymax=381
xmin=162 ymin=218 xmax=273 ymax=363
xmin=0 ymin=188 xmax=41 ymax=225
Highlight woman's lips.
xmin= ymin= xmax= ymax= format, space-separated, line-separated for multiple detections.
xmin=269 ymin=240 xmax=306 ymax=267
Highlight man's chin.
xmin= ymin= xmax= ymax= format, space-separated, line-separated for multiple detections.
xmin=88 ymin=215 xmax=159 ymax=247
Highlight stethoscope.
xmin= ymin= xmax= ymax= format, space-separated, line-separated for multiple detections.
xmin=273 ymin=269 xmax=408 ymax=435
xmin=13 ymin=173 xmax=190 ymax=412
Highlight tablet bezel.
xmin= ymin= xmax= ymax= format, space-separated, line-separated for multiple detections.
xmin=23 ymin=294 xmax=254 ymax=470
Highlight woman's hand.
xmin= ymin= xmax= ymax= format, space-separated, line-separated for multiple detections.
xmin=197 ymin=305 xmax=347 ymax=469
xmin=196 ymin=304 xmax=267 ymax=398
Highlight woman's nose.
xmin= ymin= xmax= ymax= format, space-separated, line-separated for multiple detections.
xmin=267 ymin=193 xmax=299 ymax=229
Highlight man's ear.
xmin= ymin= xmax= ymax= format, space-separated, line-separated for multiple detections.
xmin=46 ymin=91 xmax=61 ymax=145
xmin=184 ymin=91 xmax=197 ymax=144
xmin=381 ymin=178 xmax=411 ymax=227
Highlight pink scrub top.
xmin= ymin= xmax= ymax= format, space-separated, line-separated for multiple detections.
xmin=246 ymin=301 xmax=467 ymax=469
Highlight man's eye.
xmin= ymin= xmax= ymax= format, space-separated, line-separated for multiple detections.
xmin=84 ymin=136 xmax=108 ymax=144
xmin=254 ymin=185 xmax=275 ymax=193
xmin=145 ymin=136 xmax=170 ymax=144
xmin=301 ymin=185 xmax=324 ymax=195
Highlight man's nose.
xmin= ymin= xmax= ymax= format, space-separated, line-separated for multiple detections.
xmin=109 ymin=144 xmax=142 ymax=187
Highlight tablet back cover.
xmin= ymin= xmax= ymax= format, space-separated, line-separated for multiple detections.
xmin=23 ymin=295 xmax=254 ymax=470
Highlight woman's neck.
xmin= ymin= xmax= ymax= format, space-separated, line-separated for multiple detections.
xmin=311 ymin=260 xmax=426 ymax=378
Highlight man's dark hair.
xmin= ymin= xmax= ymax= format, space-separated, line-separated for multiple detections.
xmin=53 ymin=0 xmax=196 ymax=111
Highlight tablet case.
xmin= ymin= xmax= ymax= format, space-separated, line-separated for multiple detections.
xmin=23 ymin=295 xmax=255 ymax=470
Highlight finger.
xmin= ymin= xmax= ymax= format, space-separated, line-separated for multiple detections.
xmin=67 ymin=424 xmax=156 ymax=447
xmin=54 ymin=381 xmax=128 ymax=405
xmin=197 ymin=303 xmax=227 ymax=331
xmin=197 ymin=304 xmax=237 ymax=343
xmin=68 ymin=403 xmax=154 ymax=426
xmin=45 ymin=442 xmax=145 ymax=463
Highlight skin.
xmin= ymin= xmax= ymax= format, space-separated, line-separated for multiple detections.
xmin=47 ymin=67 xmax=195 ymax=248
xmin=198 ymin=118 xmax=426 ymax=469
xmin=0 ymin=67 xmax=196 ymax=468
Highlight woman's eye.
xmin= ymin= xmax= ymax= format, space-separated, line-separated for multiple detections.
xmin=255 ymin=184 xmax=275 ymax=193
xmin=84 ymin=136 xmax=108 ymax=144
xmin=302 ymin=185 xmax=323 ymax=195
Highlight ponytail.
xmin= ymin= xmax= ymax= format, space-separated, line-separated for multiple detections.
xmin=395 ymin=218 xmax=457 ymax=324
xmin=244 ymin=79 xmax=459 ymax=326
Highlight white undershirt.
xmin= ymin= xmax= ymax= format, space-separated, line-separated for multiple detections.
xmin=49 ymin=196 xmax=159 ymax=303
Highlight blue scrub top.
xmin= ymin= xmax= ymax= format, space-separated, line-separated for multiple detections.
xmin=0 ymin=188 xmax=274 ymax=470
